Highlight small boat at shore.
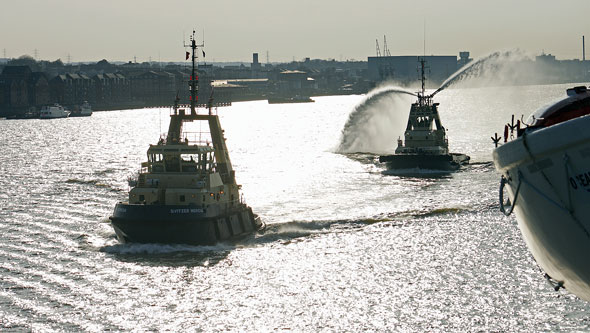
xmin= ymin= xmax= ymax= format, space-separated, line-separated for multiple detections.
xmin=268 ymin=95 xmax=314 ymax=104
xmin=69 ymin=101 xmax=92 ymax=117
xmin=39 ymin=104 xmax=69 ymax=119
xmin=493 ymin=85 xmax=590 ymax=301
xmin=5 ymin=107 xmax=39 ymax=119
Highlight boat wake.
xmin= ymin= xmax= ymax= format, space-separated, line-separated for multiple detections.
xmin=398 ymin=207 xmax=468 ymax=218
xmin=466 ymin=161 xmax=494 ymax=172
xmin=250 ymin=207 xmax=472 ymax=243
xmin=95 ymin=207 xmax=476 ymax=258
xmin=93 ymin=168 xmax=117 ymax=176
xmin=65 ymin=178 xmax=123 ymax=192
xmin=263 ymin=219 xmax=371 ymax=234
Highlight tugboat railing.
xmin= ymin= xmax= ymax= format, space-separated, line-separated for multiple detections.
xmin=168 ymin=103 xmax=231 ymax=115
xmin=158 ymin=131 xmax=213 ymax=146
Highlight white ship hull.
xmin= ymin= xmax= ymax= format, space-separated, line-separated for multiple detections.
xmin=493 ymin=115 xmax=590 ymax=300
xmin=40 ymin=104 xmax=70 ymax=119
xmin=70 ymin=102 xmax=92 ymax=117
xmin=40 ymin=112 xmax=69 ymax=119
xmin=69 ymin=109 xmax=92 ymax=117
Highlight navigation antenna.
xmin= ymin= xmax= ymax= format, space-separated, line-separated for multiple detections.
xmin=423 ymin=18 xmax=426 ymax=58
xmin=376 ymin=39 xmax=381 ymax=57
xmin=419 ymin=19 xmax=431 ymax=103
xmin=184 ymin=30 xmax=204 ymax=116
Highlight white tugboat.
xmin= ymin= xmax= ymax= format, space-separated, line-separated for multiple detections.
xmin=70 ymin=101 xmax=92 ymax=117
xmin=493 ymin=85 xmax=590 ymax=301
xmin=109 ymin=32 xmax=262 ymax=245
xmin=39 ymin=104 xmax=70 ymax=119
xmin=379 ymin=59 xmax=469 ymax=171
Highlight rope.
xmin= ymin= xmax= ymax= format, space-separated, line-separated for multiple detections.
xmin=499 ymin=174 xmax=521 ymax=216
xmin=519 ymin=131 xmax=590 ymax=238
xmin=564 ymin=154 xmax=574 ymax=212
xmin=499 ymin=169 xmax=590 ymax=238
xmin=518 ymin=174 xmax=570 ymax=213
xmin=545 ymin=273 xmax=565 ymax=291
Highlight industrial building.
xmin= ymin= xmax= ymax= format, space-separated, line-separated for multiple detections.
xmin=367 ymin=52 xmax=471 ymax=87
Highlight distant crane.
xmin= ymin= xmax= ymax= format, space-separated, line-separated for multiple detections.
xmin=383 ymin=35 xmax=391 ymax=56
xmin=376 ymin=36 xmax=391 ymax=57
xmin=376 ymin=39 xmax=381 ymax=57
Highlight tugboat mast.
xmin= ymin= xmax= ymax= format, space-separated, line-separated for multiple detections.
xmin=420 ymin=58 xmax=426 ymax=98
xmin=185 ymin=30 xmax=204 ymax=116
xmin=418 ymin=57 xmax=430 ymax=107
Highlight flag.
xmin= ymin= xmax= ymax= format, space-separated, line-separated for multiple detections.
xmin=185 ymin=52 xmax=190 ymax=60
xmin=202 ymin=50 xmax=206 ymax=57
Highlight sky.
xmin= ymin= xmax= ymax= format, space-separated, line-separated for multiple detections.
xmin=1 ymin=0 xmax=589 ymax=63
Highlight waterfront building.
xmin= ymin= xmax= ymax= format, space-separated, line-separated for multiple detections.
xmin=0 ymin=66 xmax=50 ymax=115
xmin=367 ymin=55 xmax=458 ymax=87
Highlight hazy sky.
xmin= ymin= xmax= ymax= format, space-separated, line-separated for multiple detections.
xmin=1 ymin=0 xmax=589 ymax=63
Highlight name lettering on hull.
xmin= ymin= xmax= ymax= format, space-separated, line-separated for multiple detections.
xmin=170 ymin=208 xmax=204 ymax=214
xmin=569 ymin=171 xmax=590 ymax=192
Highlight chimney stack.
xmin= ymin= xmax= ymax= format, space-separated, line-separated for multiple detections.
xmin=583 ymin=35 xmax=586 ymax=61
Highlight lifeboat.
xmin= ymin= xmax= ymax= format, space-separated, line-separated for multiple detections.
xmin=493 ymin=85 xmax=590 ymax=300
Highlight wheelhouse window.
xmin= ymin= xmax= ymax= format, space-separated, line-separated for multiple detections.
xmin=149 ymin=153 xmax=163 ymax=163
xmin=149 ymin=153 xmax=165 ymax=172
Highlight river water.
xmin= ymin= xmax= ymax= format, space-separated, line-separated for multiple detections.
xmin=1 ymin=83 xmax=589 ymax=331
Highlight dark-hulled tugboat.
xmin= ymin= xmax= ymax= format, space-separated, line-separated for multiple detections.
xmin=379 ymin=59 xmax=469 ymax=171
xmin=109 ymin=32 xmax=262 ymax=245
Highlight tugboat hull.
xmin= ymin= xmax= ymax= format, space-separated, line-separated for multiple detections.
xmin=379 ymin=153 xmax=469 ymax=171
xmin=109 ymin=203 xmax=262 ymax=245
